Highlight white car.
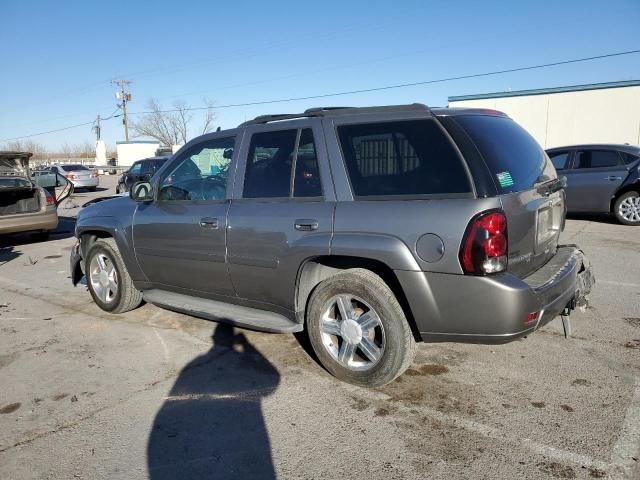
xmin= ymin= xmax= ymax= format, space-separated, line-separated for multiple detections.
xmin=51 ymin=164 xmax=99 ymax=191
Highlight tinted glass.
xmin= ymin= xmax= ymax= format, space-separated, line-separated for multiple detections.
xmin=548 ymin=151 xmax=570 ymax=170
xmin=338 ymin=120 xmax=470 ymax=197
xmin=0 ymin=178 xmax=31 ymax=188
xmin=244 ymin=129 xmax=297 ymax=198
xmin=294 ymin=129 xmax=322 ymax=197
xmin=61 ymin=164 xmax=88 ymax=171
xmin=575 ymin=150 xmax=620 ymax=169
xmin=623 ymin=152 xmax=640 ymax=165
xmin=158 ymin=137 xmax=234 ymax=201
xmin=129 ymin=162 xmax=143 ymax=174
xmin=453 ymin=115 xmax=556 ymax=193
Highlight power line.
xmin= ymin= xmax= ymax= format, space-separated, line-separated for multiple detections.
xmin=2 ymin=48 xmax=639 ymax=143
xmin=126 ymin=49 xmax=640 ymax=116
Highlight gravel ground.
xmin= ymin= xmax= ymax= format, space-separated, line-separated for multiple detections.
xmin=0 ymin=175 xmax=638 ymax=479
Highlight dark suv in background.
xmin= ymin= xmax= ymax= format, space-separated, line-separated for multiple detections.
xmin=71 ymin=104 xmax=594 ymax=387
xmin=116 ymin=156 xmax=170 ymax=194
xmin=547 ymin=144 xmax=640 ymax=225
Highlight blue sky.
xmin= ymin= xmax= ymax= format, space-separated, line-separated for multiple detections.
xmin=1 ymin=0 xmax=639 ymax=150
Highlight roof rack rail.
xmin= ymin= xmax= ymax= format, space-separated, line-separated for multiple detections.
xmin=238 ymin=103 xmax=430 ymax=127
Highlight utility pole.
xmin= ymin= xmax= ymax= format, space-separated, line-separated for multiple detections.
xmin=93 ymin=114 xmax=101 ymax=141
xmin=112 ymin=79 xmax=132 ymax=141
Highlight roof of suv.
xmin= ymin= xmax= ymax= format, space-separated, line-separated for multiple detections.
xmin=238 ymin=104 xmax=508 ymax=127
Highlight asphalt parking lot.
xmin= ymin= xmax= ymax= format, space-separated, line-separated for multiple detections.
xmin=0 ymin=175 xmax=638 ymax=479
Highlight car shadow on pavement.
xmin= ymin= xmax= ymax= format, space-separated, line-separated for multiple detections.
xmin=147 ymin=322 xmax=280 ymax=480
xmin=566 ymin=212 xmax=620 ymax=225
xmin=0 ymin=244 xmax=21 ymax=265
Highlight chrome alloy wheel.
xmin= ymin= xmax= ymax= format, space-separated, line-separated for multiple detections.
xmin=89 ymin=253 xmax=118 ymax=304
xmin=319 ymin=294 xmax=386 ymax=371
xmin=619 ymin=195 xmax=640 ymax=222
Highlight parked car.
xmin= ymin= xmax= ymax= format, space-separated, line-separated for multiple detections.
xmin=51 ymin=164 xmax=99 ymax=191
xmin=1 ymin=151 xmax=72 ymax=239
xmin=70 ymin=105 xmax=594 ymax=387
xmin=546 ymin=144 xmax=640 ymax=225
xmin=116 ymin=156 xmax=170 ymax=194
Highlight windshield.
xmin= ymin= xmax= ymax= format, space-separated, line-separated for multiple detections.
xmin=452 ymin=115 xmax=556 ymax=193
xmin=0 ymin=177 xmax=32 ymax=188
xmin=61 ymin=164 xmax=89 ymax=171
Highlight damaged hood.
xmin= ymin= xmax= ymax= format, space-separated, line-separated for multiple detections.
xmin=0 ymin=152 xmax=32 ymax=179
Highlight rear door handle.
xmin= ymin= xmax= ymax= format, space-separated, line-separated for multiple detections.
xmin=294 ymin=219 xmax=319 ymax=231
xmin=604 ymin=176 xmax=622 ymax=181
xmin=199 ymin=217 xmax=218 ymax=229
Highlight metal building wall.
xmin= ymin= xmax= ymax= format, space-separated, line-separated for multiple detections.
xmin=448 ymin=85 xmax=640 ymax=149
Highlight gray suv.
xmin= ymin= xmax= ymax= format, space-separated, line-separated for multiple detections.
xmin=70 ymin=104 xmax=594 ymax=387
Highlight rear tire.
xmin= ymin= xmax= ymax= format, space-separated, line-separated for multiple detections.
xmin=86 ymin=238 xmax=143 ymax=313
xmin=306 ymin=268 xmax=416 ymax=387
xmin=613 ymin=191 xmax=640 ymax=226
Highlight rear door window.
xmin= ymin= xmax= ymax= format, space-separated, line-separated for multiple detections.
xmin=575 ymin=150 xmax=621 ymax=169
xmin=337 ymin=120 xmax=471 ymax=197
xmin=548 ymin=151 xmax=570 ymax=171
xmin=243 ymin=128 xmax=322 ymax=198
xmin=452 ymin=115 xmax=556 ymax=193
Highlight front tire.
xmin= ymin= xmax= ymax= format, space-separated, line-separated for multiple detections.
xmin=614 ymin=191 xmax=640 ymax=225
xmin=306 ymin=268 xmax=416 ymax=387
xmin=86 ymin=238 xmax=143 ymax=313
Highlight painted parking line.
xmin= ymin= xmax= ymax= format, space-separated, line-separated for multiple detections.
xmin=599 ymin=280 xmax=640 ymax=289
xmin=610 ymin=378 xmax=640 ymax=479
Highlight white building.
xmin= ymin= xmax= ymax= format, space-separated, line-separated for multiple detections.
xmin=116 ymin=140 xmax=161 ymax=167
xmin=448 ymin=80 xmax=640 ymax=149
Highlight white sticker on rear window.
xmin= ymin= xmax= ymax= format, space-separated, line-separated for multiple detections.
xmin=496 ymin=171 xmax=514 ymax=188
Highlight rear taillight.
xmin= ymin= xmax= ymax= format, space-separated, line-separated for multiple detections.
xmin=91 ymin=172 xmax=98 ymax=178
xmin=460 ymin=210 xmax=508 ymax=275
xmin=44 ymin=190 xmax=55 ymax=206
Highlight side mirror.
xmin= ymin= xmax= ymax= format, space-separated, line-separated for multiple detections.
xmin=130 ymin=181 xmax=154 ymax=202
xmin=560 ymin=176 xmax=568 ymax=188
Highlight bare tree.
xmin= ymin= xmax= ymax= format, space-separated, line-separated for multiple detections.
xmin=4 ymin=139 xmax=47 ymax=159
xmin=130 ymin=98 xmax=216 ymax=146
xmin=61 ymin=143 xmax=72 ymax=162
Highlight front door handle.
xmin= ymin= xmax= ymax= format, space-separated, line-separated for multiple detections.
xmin=199 ymin=217 xmax=218 ymax=229
xmin=294 ymin=219 xmax=319 ymax=231
xmin=604 ymin=176 xmax=622 ymax=181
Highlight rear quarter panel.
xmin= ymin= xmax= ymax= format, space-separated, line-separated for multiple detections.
xmin=332 ymin=197 xmax=501 ymax=274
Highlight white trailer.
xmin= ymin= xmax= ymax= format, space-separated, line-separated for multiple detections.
xmin=116 ymin=140 xmax=161 ymax=168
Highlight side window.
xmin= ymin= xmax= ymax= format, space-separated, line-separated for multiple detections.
xmin=243 ymin=129 xmax=297 ymax=198
xmin=129 ymin=162 xmax=143 ymax=174
xmin=622 ymin=152 xmax=639 ymax=165
xmin=294 ymin=128 xmax=322 ymax=197
xmin=548 ymin=151 xmax=570 ymax=170
xmin=338 ymin=120 xmax=471 ymax=196
xmin=158 ymin=137 xmax=235 ymax=201
xmin=575 ymin=150 xmax=621 ymax=169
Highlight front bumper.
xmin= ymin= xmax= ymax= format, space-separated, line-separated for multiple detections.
xmin=397 ymin=245 xmax=594 ymax=344
xmin=70 ymin=239 xmax=84 ymax=285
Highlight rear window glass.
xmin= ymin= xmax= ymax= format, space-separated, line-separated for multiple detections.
xmin=337 ymin=120 xmax=471 ymax=197
xmin=61 ymin=164 xmax=89 ymax=171
xmin=453 ymin=115 xmax=556 ymax=193
xmin=0 ymin=178 xmax=31 ymax=189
